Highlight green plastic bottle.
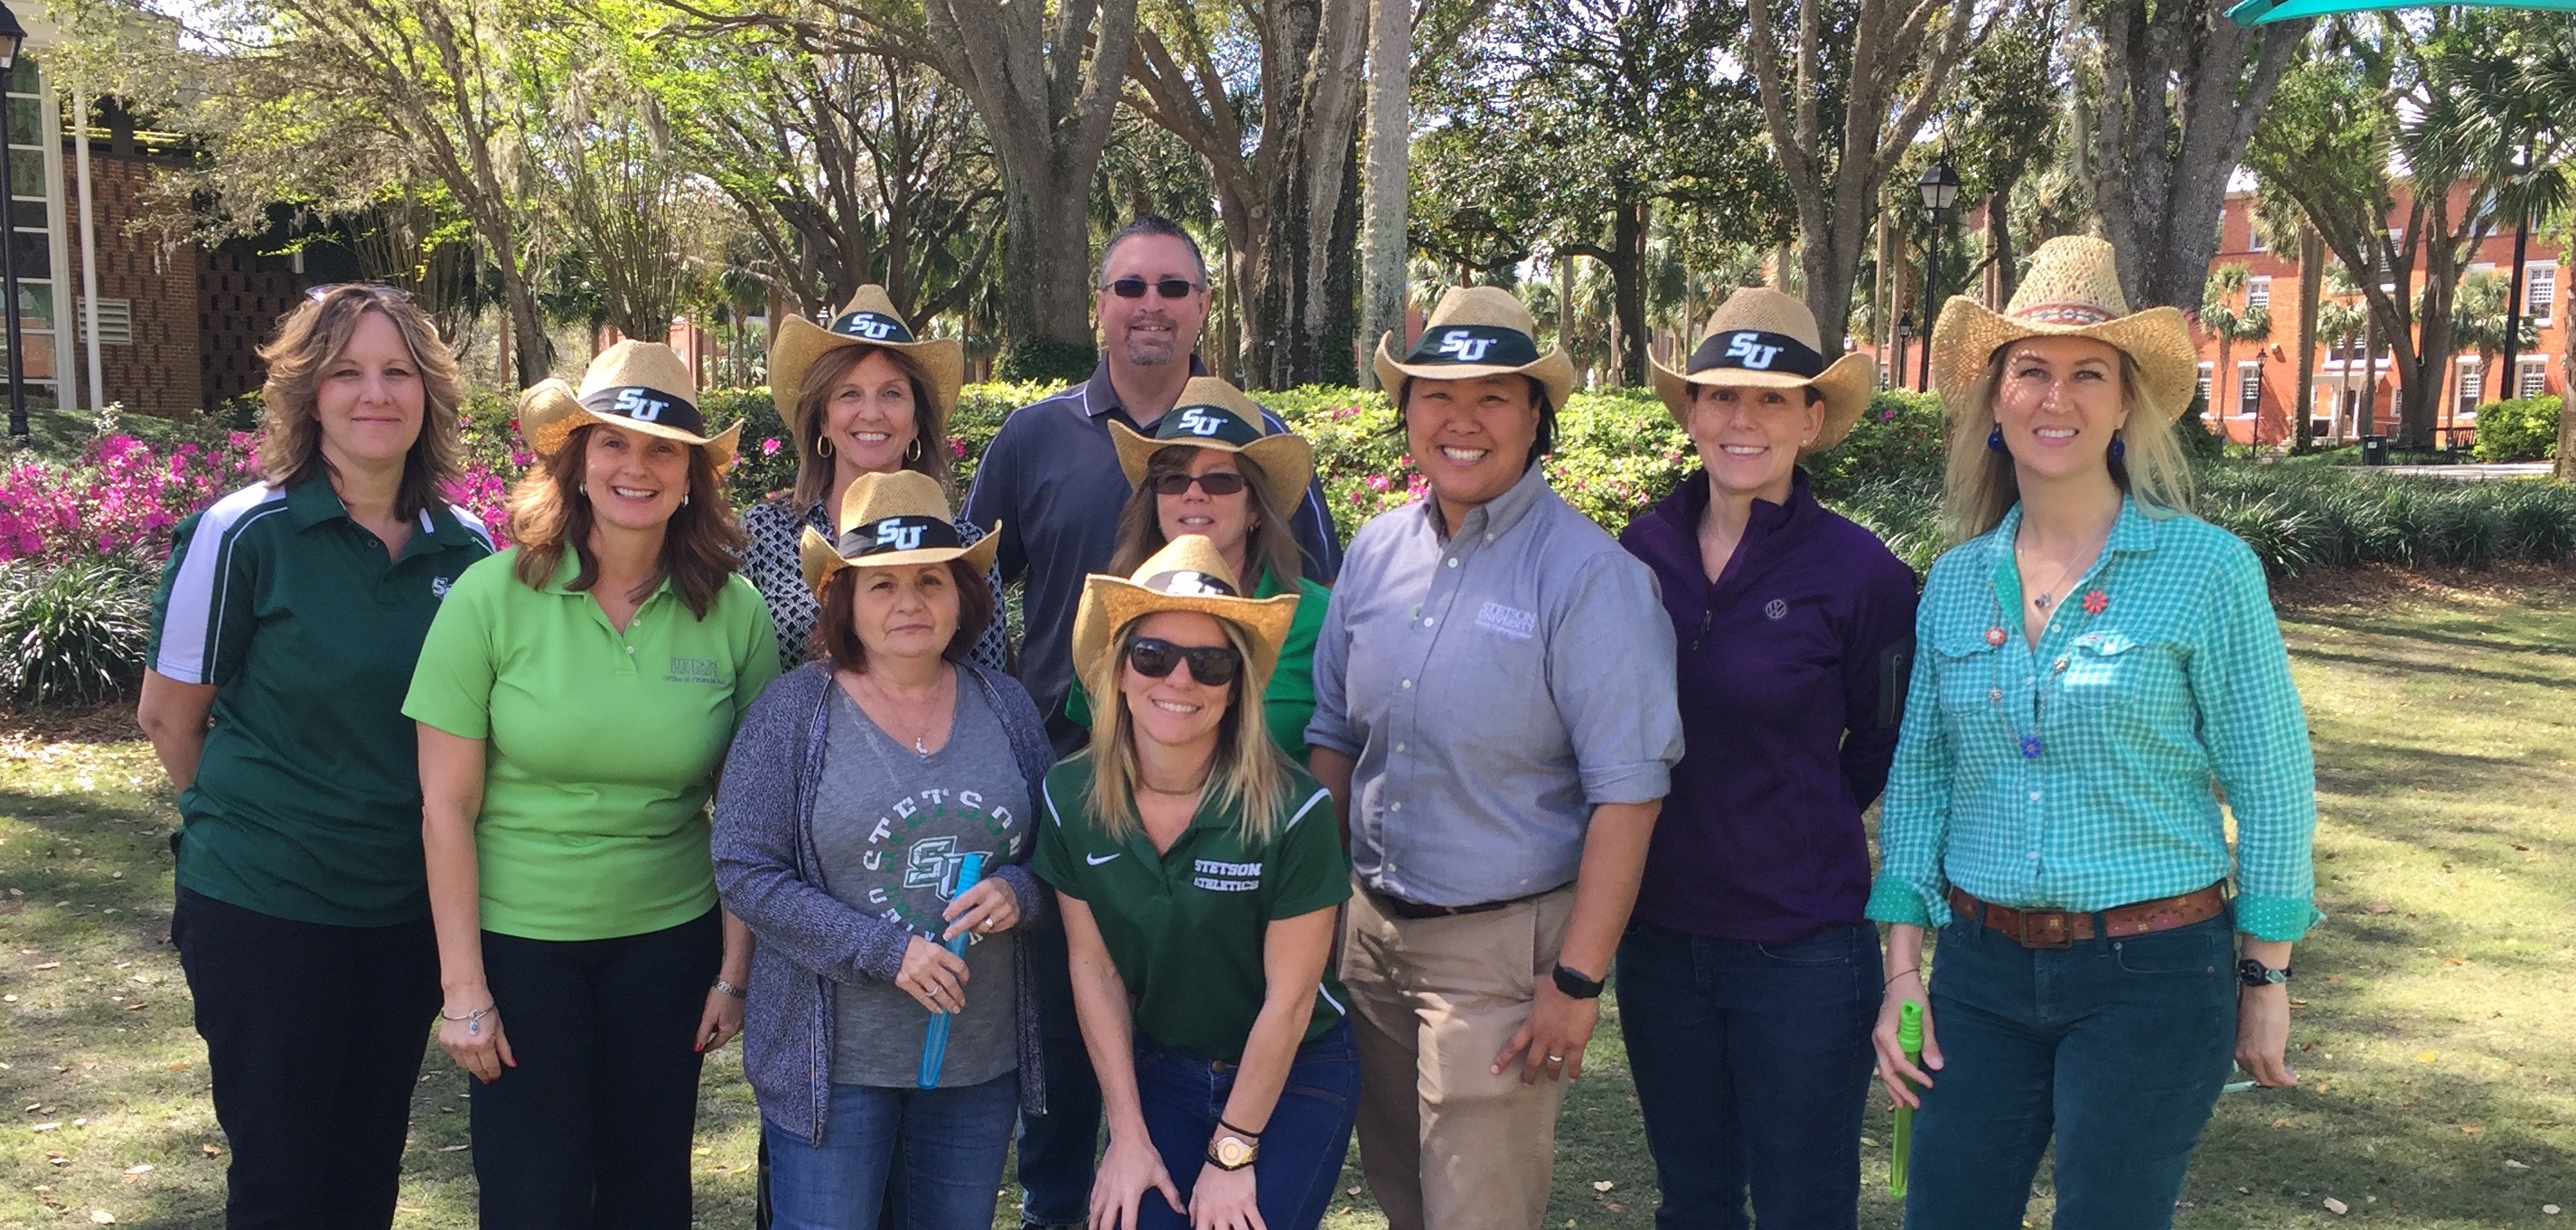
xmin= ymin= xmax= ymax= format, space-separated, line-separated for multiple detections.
xmin=1889 ymin=1000 xmax=1923 ymax=1198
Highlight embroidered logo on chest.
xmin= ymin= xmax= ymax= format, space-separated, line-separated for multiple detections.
xmin=1765 ymin=598 xmax=1787 ymax=620
xmin=1475 ymin=601 xmax=1537 ymax=641
xmin=430 ymin=576 xmax=453 ymax=600
xmin=665 ymin=656 xmax=727 ymax=685
xmin=1191 ymin=858 xmax=1263 ymax=893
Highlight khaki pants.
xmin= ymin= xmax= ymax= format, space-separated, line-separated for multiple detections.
xmin=1341 ymin=882 xmax=1576 ymax=1230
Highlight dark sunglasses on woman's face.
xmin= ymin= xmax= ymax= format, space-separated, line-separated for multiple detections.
xmin=1126 ymin=636 xmax=1242 ymax=687
xmin=1150 ymin=471 xmax=1246 ymax=497
xmin=1105 ymin=277 xmax=1201 ymax=300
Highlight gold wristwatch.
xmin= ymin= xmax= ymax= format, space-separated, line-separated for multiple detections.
xmin=1207 ymin=1133 xmax=1260 ymax=1170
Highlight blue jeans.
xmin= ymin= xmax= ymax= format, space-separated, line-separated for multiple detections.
xmin=1129 ymin=1019 xmax=1360 ymax=1230
xmin=1906 ymin=911 xmax=2237 ymax=1230
xmin=1616 ymin=922 xmax=1879 ymax=1230
xmin=1016 ymin=918 xmax=1104 ymax=1226
xmin=764 ymin=1075 xmax=1019 ymax=1230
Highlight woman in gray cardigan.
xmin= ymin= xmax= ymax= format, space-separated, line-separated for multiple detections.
xmin=714 ymin=472 xmax=1051 ymax=1230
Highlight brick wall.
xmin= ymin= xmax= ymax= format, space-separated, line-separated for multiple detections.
xmin=60 ymin=151 xmax=203 ymax=418
xmin=197 ymin=248 xmax=306 ymax=414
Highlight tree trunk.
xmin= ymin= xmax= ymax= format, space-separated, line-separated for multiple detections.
xmin=2294 ymin=226 xmax=2321 ymax=453
xmin=2091 ymin=3 xmax=2300 ymax=311
xmin=1358 ymin=0 xmax=1409 ymax=389
xmin=1983 ymin=172 xmax=2019 ymax=308
xmin=1614 ymin=201 xmax=1648 ymax=387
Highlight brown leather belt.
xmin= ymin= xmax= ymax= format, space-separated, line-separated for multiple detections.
xmin=1948 ymin=883 xmax=2226 ymax=949
xmin=1363 ymin=882 xmax=1567 ymax=922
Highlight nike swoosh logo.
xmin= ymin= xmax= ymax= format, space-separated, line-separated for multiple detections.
xmin=1086 ymin=852 xmax=1121 ymax=866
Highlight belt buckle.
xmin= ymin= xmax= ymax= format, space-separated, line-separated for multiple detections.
xmin=2019 ymin=910 xmax=2077 ymax=949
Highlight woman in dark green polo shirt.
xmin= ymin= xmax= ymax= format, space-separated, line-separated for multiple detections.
xmin=407 ymin=341 xmax=782 ymax=1229
xmin=1062 ymin=376 xmax=1328 ymax=759
xmin=138 ymin=285 xmax=492 ymax=1229
xmin=1033 ymin=535 xmax=1353 ymax=1230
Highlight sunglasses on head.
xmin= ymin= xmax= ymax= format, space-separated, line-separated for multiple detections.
xmin=305 ymin=282 xmax=417 ymax=305
xmin=1104 ymin=277 xmax=1202 ymax=300
xmin=1150 ymin=471 xmax=1246 ymax=497
xmin=1125 ymin=636 xmax=1242 ymax=687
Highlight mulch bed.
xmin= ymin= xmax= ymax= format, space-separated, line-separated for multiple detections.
xmin=0 ymin=699 xmax=141 ymax=746
xmin=2271 ymin=560 xmax=2576 ymax=614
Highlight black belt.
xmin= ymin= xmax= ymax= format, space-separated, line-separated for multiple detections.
xmin=1362 ymin=881 xmax=1568 ymax=922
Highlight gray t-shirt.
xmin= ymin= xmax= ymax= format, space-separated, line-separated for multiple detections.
xmin=810 ymin=667 xmax=1027 ymax=1087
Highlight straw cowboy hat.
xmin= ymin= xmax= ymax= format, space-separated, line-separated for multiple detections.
xmin=1108 ymin=377 xmax=1316 ymax=516
xmin=797 ymin=469 xmax=1000 ymax=594
xmin=1070 ymin=534 xmax=1302 ymax=694
xmin=520 ymin=339 xmax=741 ymax=467
xmin=1652 ymin=286 xmax=1878 ymax=453
xmin=1930 ymin=236 xmax=2200 ymax=421
xmin=1373 ymin=286 xmax=1578 ymax=411
xmin=769 ymin=285 xmax=966 ymax=445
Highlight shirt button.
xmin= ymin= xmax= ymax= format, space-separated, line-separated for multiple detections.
xmin=1390 ymin=802 xmax=1402 ymax=812
xmin=2028 ymin=851 xmax=2040 ymax=861
xmin=1395 ymin=743 xmax=1406 ymax=753
xmin=2028 ymin=791 xmax=2042 ymax=803
xmin=1422 ymin=616 xmax=1435 ymax=626
xmin=1446 ymin=559 xmax=1460 ymax=569
xmin=1988 ymin=688 xmax=2002 ymax=702
xmin=1400 ymin=679 xmax=1412 ymax=690
xmin=1484 ymin=532 xmax=1494 ymax=542
xmin=626 ymin=646 xmax=636 ymax=655
xmin=2053 ymin=657 xmax=2069 ymax=672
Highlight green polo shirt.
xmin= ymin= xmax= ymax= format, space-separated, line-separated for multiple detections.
xmin=146 ymin=477 xmax=495 ymax=926
xmin=1032 ymin=754 xmax=1349 ymax=1061
xmin=1062 ymin=569 xmax=1329 ymax=758
xmin=402 ymin=548 xmax=782 ymax=942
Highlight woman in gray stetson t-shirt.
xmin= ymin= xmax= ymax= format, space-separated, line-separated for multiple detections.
xmin=715 ymin=471 xmax=1057 ymax=1230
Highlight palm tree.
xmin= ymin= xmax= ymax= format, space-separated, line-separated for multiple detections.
xmin=2203 ymin=264 xmax=2274 ymax=439
xmin=2315 ymin=297 xmax=2370 ymax=442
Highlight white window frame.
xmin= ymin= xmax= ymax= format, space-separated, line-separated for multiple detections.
xmin=2518 ymin=355 xmax=2549 ymax=399
xmin=2237 ymin=361 xmax=2262 ymax=418
xmin=2456 ymin=356 xmax=2482 ymax=418
xmin=2197 ymin=361 xmax=2214 ymax=407
xmin=2246 ymin=277 xmax=2272 ymax=310
xmin=2246 ymin=220 xmax=2267 ymax=253
xmin=2526 ymin=262 xmax=2556 ymax=327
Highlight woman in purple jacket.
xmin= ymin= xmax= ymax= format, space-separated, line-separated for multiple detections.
xmin=1617 ymin=288 xmax=1919 ymax=1229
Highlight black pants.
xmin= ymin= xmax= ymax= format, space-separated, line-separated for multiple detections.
xmin=471 ymin=909 xmax=720 ymax=1230
xmin=172 ymin=885 xmax=440 ymax=1230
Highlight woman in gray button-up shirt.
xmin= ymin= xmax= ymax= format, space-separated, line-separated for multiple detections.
xmin=1307 ymin=286 xmax=1682 ymax=1230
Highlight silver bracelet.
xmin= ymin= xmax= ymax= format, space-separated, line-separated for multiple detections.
xmin=712 ymin=977 xmax=748 ymax=1000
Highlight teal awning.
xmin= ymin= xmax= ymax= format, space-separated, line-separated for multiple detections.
xmin=2228 ymin=0 xmax=2576 ymax=23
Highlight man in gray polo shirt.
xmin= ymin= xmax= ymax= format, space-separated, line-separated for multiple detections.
xmin=962 ymin=214 xmax=1340 ymax=1230
xmin=1308 ymin=287 xmax=1682 ymax=1230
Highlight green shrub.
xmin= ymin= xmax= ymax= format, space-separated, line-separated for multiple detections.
xmin=2471 ymin=395 xmax=2562 ymax=463
xmin=1810 ymin=390 xmax=1948 ymax=501
xmin=0 ymin=555 xmax=152 ymax=705
xmin=998 ymin=339 xmax=1099 ymax=385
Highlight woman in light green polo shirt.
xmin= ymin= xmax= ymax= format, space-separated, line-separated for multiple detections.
xmin=1063 ymin=375 xmax=1328 ymax=758
xmin=406 ymin=341 xmax=782 ymax=1229
xmin=1033 ymin=534 xmax=1353 ymax=1230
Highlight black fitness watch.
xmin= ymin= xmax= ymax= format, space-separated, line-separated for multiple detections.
xmin=2236 ymin=958 xmax=2292 ymax=988
xmin=1552 ymin=963 xmax=1606 ymax=1000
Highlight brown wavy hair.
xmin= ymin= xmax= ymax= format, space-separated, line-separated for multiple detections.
xmin=788 ymin=344 xmax=956 ymax=508
xmin=505 ymin=421 xmax=747 ymax=617
xmin=255 ymin=284 xmax=464 ymax=520
xmin=1108 ymin=446 xmax=1302 ymax=587
xmin=810 ymin=560 xmax=995 ymax=671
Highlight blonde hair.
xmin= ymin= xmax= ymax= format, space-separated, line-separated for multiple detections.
xmin=1082 ymin=618 xmax=1290 ymax=844
xmin=255 ymin=285 xmax=464 ymax=521
xmin=1940 ymin=342 xmax=2196 ymax=544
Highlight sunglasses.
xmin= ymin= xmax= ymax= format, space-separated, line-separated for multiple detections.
xmin=1104 ymin=277 xmax=1202 ymax=300
xmin=1125 ymin=636 xmax=1242 ymax=687
xmin=1150 ymin=471 xmax=1247 ymax=497
xmin=305 ymin=282 xmax=417 ymax=305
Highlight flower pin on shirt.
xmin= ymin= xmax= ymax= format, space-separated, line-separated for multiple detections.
xmin=1986 ymin=625 xmax=2007 ymax=646
xmin=2082 ymin=589 xmax=2108 ymax=616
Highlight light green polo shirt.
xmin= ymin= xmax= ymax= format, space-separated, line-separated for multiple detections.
xmin=403 ymin=548 xmax=782 ymax=941
xmin=1062 ymin=569 xmax=1328 ymax=758
xmin=1032 ymin=754 xmax=1349 ymax=1061
xmin=146 ymin=476 xmax=494 ymax=926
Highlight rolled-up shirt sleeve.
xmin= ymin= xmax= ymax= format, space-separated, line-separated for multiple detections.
xmin=2187 ymin=541 xmax=2321 ymax=943
xmin=1303 ymin=581 xmax=1359 ymax=758
xmin=1867 ymin=596 xmax=1954 ymax=930
xmin=1548 ymin=554 xmax=1682 ymax=806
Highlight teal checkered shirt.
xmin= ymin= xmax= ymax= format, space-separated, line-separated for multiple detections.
xmin=1865 ymin=499 xmax=2321 ymax=943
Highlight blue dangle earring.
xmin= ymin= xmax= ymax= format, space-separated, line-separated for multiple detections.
xmin=1987 ymin=426 xmax=2006 ymax=453
xmin=2108 ymin=430 xmax=2127 ymax=463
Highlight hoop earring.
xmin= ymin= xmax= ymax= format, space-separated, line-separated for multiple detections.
xmin=904 ymin=437 xmax=924 ymax=465
xmin=579 ymin=482 xmax=589 ymax=497
xmin=680 ymin=492 xmax=690 ymax=507
xmin=1986 ymin=427 xmax=2006 ymax=454
xmin=815 ymin=435 xmax=833 ymax=458
xmin=2108 ymin=431 xmax=2127 ymax=464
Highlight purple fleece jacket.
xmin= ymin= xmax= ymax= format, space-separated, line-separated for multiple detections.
xmin=713 ymin=661 xmax=1054 ymax=1143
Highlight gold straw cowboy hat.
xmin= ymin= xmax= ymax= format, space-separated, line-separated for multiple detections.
xmin=1108 ymin=377 xmax=1316 ymax=517
xmin=1930 ymin=236 xmax=2200 ymax=420
xmin=797 ymin=469 xmax=999 ymax=595
xmin=519 ymin=339 xmax=741 ymax=467
xmin=769 ymin=285 xmax=967 ymax=446
xmin=1651 ymin=286 xmax=1878 ymax=453
xmin=1374 ymin=286 xmax=1578 ymax=411
xmin=1070 ymin=534 xmax=1302 ymax=694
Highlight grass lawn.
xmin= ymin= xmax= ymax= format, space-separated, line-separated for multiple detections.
xmin=1 ymin=567 xmax=2571 ymax=1227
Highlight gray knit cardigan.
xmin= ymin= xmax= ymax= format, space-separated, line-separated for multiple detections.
xmin=712 ymin=661 xmax=1053 ymax=1143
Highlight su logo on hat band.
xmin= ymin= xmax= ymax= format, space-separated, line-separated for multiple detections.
xmin=1725 ymin=333 xmax=1784 ymax=370
xmin=1435 ymin=330 xmax=1497 ymax=362
xmin=876 ymin=521 xmax=927 ymax=551
xmin=614 ymin=388 xmax=672 ymax=423
xmin=1173 ymin=408 xmax=1227 ymax=437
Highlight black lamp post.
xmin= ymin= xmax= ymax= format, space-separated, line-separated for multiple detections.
xmin=0 ymin=0 xmax=26 ymax=438
xmin=1894 ymin=312 xmax=1914 ymax=391
xmin=1915 ymin=157 xmax=1962 ymax=392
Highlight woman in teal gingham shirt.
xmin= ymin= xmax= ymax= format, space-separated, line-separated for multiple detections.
xmin=1868 ymin=239 xmax=2318 ymax=1230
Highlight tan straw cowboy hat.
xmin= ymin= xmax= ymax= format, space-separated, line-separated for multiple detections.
xmin=769 ymin=285 xmax=966 ymax=445
xmin=1930 ymin=236 xmax=2199 ymax=421
xmin=1109 ymin=377 xmax=1316 ymax=517
xmin=1374 ymin=286 xmax=1578 ymax=411
xmin=1070 ymin=534 xmax=1301 ymax=694
xmin=1652 ymin=286 xmax=1878 ymax=452
xmin=797 ymin=469 xmax=1000 ymax=595
xmin=519 ymin=339 xmax=741 ymax=467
